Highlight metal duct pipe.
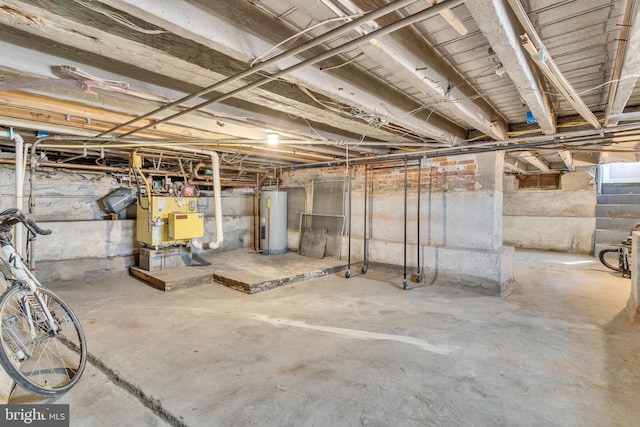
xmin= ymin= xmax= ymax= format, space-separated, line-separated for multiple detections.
xmin=100 ymin=0 xmax=423 ymax=137
xmin=115 ymin=0 xmax=466 ymax=140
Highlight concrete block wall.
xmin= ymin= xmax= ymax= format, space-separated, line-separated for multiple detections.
xmin=282 ymin=152 xmax=515 ymax=295
xmin=503 ymin=170 xmax=596 ymax=253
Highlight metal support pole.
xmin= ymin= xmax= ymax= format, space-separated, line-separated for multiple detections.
xmin=362 ymin=165 xmax=368 ymax=274
xmin=403 ymin=158 xmax=408 ymax=290
xmin=345 ymin=167 xmax=353 ymax=278
xmin=416 ymin=160 xmax=424 ymax=283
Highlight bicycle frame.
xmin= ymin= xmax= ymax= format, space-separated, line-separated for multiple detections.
xmin=0 ymin=239 xmax=59 ymax=340
xmin=0 ymin=209 xmax=86 ymax=396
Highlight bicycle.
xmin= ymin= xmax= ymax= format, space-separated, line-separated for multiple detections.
xmin=0 ymin=208 xmax=86 ymax=397
xmin=598 ymin=222 xmax=640 ymax=278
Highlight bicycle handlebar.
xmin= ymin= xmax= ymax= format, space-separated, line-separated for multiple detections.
xmin=0 ymin=208 xmax=52 ymax=235
xmin=25 ymin=219 xmax=52 ymax=236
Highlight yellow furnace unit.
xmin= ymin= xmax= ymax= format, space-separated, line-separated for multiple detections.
xmin=136 ymin=196 xmax=204 ymax=247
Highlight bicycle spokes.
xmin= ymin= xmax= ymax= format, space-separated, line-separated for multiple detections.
xmin=0 ymin=287 xmax=86 ymax=396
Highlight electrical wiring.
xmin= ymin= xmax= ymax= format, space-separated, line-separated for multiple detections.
xmin=298 ymin=117 xmax=331 ymax=141
xmin=576 ymin=73 xmax=640 ymax=95
xmin=249 ymin=14 xmax=364 ymax=67
xmin=221 ymin=153 xmax=251 ymax=165
xmin=296 ymin=84 xmax=403 ymax=140
xmin=298 ymin=85 xmax=347 ymax=114
xmin=320 ymin=53 xmax=366 ymax=71
xmin=72 ymin=0 xmax=166 ymax=35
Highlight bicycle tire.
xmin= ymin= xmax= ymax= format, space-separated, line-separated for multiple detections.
xmin=598 ymin=248 xmax=621 ymax=272
xmin=0 ymin=285 xmax=87 ymax=396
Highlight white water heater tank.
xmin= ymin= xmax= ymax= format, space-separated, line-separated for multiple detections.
xmin=259 ymin=190 xmax=287 ymax=255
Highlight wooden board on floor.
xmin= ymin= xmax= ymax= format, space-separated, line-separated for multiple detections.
xmin=129 ymin=266 xmax=213 ymax=291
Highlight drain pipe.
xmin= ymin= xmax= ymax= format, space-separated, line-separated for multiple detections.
xmin=1 ymin=128 xmax=25 ymax=256
xmin=168 ymin=146 xmax=224 ymax=250
xmin=28 ymin=137 xmax=225 ymax=252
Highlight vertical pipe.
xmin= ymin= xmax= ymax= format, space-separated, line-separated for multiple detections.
xmin=403 ymin=158 xmax=408 ymax=290
xmin=266 ymin=196 xmax=271 ymax=254
xmin=1 ymin=128 xmax=25 ymax=257
xmin=345 ymin=166 xmax=352 ymax=278
xmin=362 ymin=165 xmax=368 ymax=274
xmin=416 ymin=160 xmax=422 ymax=282
xmin=29 ymin=148 xmax=37 ymax=269
xmin=254 ymin=178 xmax=259 ymax=251
xmin=15 ymin=133 xmax=24 ymax=257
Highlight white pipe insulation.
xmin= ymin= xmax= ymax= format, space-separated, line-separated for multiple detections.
xmin=1 ymin=128 xmax=25 ymax=255
xmin=164 ymin=146 xmax=224 ymax=250
xmin=28 ymin=136 xmax=225 ymax=251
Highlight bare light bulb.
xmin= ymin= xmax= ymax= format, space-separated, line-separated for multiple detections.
xmin=267 ymin=133 xmax=279 ymax=145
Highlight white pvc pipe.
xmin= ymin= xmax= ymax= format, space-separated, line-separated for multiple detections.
xmin=164 ymin=146 xmax=224 ymax=250
xmin=29 ymin=137 xmax=225 ymax=251
xmin=1 ymin=128 xmax=25 ymax=255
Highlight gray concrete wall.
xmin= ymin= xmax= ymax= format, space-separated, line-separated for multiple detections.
xmin=0 ymin=165 xmax=255 ymax=281
xmin=283 ymin=152 xmax=515 ymax=295
xmin=503 ymin=170 xmax=596 ymax=253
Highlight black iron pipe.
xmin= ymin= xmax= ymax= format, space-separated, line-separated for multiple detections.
xmin=367 ymin=166 xmax=374 ymax=270
xmin=116 ymin=0 xmax=465 ymax=137
xmin=100 ymin=0 xmax=424 ymax=136
xmin=346 ymin=166 xmax=353 ymax=278
xmin=417 ymin=159 xmax=422 ymax=281
xmin=403 ymin=158 xmax=408 ymax=290
xmin=363 ymin=165 xmax=368 ymax=274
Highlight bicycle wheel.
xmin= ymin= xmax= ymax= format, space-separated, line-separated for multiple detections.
xmin=0 ymin=285 xmax=87 ymax=396
xmin=598 ymin=248 xmax=621 ymax=272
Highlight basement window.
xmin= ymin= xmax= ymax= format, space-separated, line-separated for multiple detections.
xmin=517 ymin=173 xmax=561 ymax=190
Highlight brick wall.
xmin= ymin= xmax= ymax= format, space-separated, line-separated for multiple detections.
xmin=282 ymin=154 xmax=480 ymax=193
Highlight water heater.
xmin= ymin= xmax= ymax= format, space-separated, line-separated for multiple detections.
xmin=260 ymin=190 xmax=287 ymax=254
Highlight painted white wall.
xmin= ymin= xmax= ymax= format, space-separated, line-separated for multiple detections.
xmin=503 ymin=170 xmax=596 ymax=253
xmin=601 ymin=162 xmax=640 ymax=184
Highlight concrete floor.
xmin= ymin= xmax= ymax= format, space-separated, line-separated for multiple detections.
xmin=9 ymin=249 xmax=640 ymax=426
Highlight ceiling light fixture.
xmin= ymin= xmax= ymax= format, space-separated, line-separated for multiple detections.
xmin=267 ymin=132 xmax=279 ymax=145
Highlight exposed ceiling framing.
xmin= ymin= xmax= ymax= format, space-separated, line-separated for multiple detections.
xmin=0 ymin=0 xmax=639 ymax=184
